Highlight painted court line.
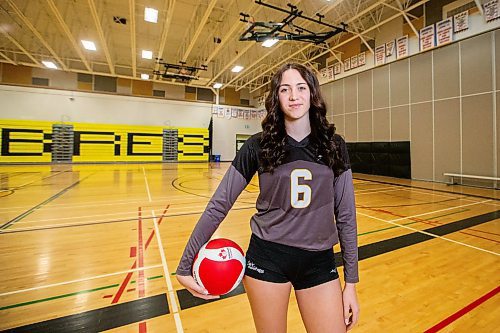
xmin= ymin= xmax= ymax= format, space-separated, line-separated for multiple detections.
xmin=0 ymin=264 xmax=162 ymax=297
xmin=0 ymin=175 xmax=92 ymax=229
xmin=387 ymin=200 xmax=492 ymax=223
xmin=358 ymin=210 xmax=499 ymax=256
xmin=0 ymin=192 xmax=194 ymax=212
xmin=424 ymin=286 xmax=500 ymax=332
xmin=138 ymin=207 xmax=145 ymax=298
xmin=143 ymin=167 xmax=184 ymax=333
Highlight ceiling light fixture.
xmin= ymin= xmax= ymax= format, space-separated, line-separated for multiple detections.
xmin=231 ymin=65 xmax=243 ymax=73
xmin=144 ymin=7 xmax=158 ymax=23
xmin=141 ymin=73 xmax=150 ymax=80
xmin=213 ymin=83 xmax=223 ymax=89
xmin=262 ymin=38 xmax=279 ymax=48
xmin=142 ymin=50 xmax=153 ymax=59
xmin=81 ymin=40 xmax=96 ymax=51
xmin=42 ymin=61 xmax=57 ymax=69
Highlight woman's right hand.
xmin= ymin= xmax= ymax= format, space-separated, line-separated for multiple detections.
xmin=176 ymin=274 xmax=220 ymax=300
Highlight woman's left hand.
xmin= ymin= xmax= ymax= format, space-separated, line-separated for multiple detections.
xmin=342 ymin=282 xmax=359 ymax=330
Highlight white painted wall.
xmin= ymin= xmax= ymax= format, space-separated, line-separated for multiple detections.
xmin=212 ymin=109 xmax=263 ymax=161
xmin=0 ymin=85 xmax=213 ymax=128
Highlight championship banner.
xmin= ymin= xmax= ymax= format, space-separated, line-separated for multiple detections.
xmin=386 ymin=40 xmax=395 ymax=57
xmin=436 ymin=18 xmax=453 ymax=46
xmin=327 ymin=66 xmax=334 ymax=80
xmin=420 ymin=25 xmax=435 ymax=51
xmin=343 ymin=58 xmax=351 ymax=71
xmin=454 ymin=11 xmax=469 ymax=32
xmin=350 ymin=55 xmax=358 ymax=68
xmin=320 ymin=67 xmax=328 ymax=79
xmin=484 ymin=0 xmax=500 ymax=22
xmin=375 ymin=44 xmax=386 ymax=66
xmin=334 ymin=62 xmax=341 ymax=75
xmin=358 ymin=52 xmax=366 ymax=66
xmin=396 ymin=35 xmax=409 ymax=59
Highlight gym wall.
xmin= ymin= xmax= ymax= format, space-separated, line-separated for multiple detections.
xmin=321 ymin=30 xmax=499 ymax=184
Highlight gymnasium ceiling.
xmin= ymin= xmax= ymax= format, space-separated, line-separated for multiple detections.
xmin=0 ymin=0 xmax=429 ymax=94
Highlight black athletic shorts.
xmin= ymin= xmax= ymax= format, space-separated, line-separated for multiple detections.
xmin=244 ymin=234 xmax=339 ymax=290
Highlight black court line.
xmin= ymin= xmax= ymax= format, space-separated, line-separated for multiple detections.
xmin=0 ymin=175 xmax=92 ymax=230
xmin=0 ymin=206 xmax=256 ymax=234
xmin=1 ymin=293 xmax=169 ymax=333
xmin=176 ymin=210 xmax=499 ymax=310
xmin=354 ymin=176 xmax=500 ymax=202
xmin=2 ymin=170 xmax=68 ymax=191
xmin=177 ymin=283 xmax=246 ymax=310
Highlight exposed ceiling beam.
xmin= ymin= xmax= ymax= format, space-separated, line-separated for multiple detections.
xmin=474 ymin=0 xmax=484 ymax=17
xmin=214 ymin=0 xmax=314 ymax=89
xmin=207 ymin=0 xmax=308 ymax=87
xmin=203 ymin=1 xmax=259 ymax=65
xmin=182 ymin=0 xmax=218 ymax=62
xmin=251 ymin=0 xmax=430 ymax=93
xmin=154 ymin=0 xmax=176 ymax=80
xmin=384 ymin=1 xmax=418 ymax=37
xmin=6 ymin=0 xmax=68 ymax=70
xmin=129 ymin=0 xmax=137 ymax=78
xmin=88 ymin=0 xmax=115 ymax=75
xmin=222 ymin=47 xmax=275 ymax=90
xmin=208 ymin=42 xmax=253 ymax=85
xmin=233 ymin=0 xmax=346 ymax=91
xmin=0 ymin=51 xmax=15 ymax=64
xmin=46 ymin=0 xmax=91 ymax=71
xmin=0 ymin=26 xmax=41 ymax=65
xmin=0 ymin=59 xmax=210 ymax=88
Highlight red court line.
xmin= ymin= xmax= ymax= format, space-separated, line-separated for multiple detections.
xmin=139 ymin=322 xmax=147 ymax=333
xmin=130 ymin=246 xmax=137 ymax=257
xmin=424 ymin=286 xmax=500 ymax=333
xmin=111 ymin=262 xmax=137 ymax=304
xmin=361 ymin=206 xmax=500 ymax=244
xmin=145 ymin=205 xmax=170 ymax=249
xmin=111 ymin=205 xmax=170 ymax=304
xmin=138 ymin=207 xmax=145 ymax=298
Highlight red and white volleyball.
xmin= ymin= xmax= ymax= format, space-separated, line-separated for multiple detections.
xmin=192 ymin=238 xmax=246 ymax=296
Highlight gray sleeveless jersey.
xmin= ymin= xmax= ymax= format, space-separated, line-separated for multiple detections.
xmin=176 ymin=133 xmax=359 ymax=283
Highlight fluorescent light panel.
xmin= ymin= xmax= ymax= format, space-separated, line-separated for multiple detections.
xmin=42 ymin=61 xmax=57 ymax=69
xmin=142 ymin=50 xmax=153 ymax=59
xmin=262 ymin=38 xmax=278 ymax=48
xmin=144 ymin=7 xmax=158 ymax=23
xmin=213 ymin=83 xmax=223 ymax=89
xmin=81 ymin=40 xmax=96 ymax=51
xmin=141 ymin=73 xmax=149 ymax=80
xmin=231 ymin=65 xmax=243 ymax=73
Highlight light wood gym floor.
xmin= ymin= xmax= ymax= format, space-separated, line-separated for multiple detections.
xmin=0 ymin=162 xmax=498 ymax=332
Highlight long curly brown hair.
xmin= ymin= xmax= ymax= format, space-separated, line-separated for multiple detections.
xmin=260 ymin=63 xmax=347 ymax=176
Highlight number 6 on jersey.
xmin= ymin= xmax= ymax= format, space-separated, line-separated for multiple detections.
xmin=290 ymin=169 xmax=312 ymax=208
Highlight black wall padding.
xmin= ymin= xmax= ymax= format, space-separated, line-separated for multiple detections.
xmin=346 ymin=141 xmax=411 ymax=179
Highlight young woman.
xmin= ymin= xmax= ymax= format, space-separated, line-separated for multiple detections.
xmin=176 ymin=63 xmax=359 ymax=332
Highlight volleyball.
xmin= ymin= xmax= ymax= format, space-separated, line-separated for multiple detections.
xmin=192 ymin=238 xmax=246 ymax=296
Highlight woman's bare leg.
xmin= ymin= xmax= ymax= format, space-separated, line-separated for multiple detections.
xmin=295 ymin=279 xmax=346 ymax=333
xmin=243 ymin=276 xmax=292 ymax=333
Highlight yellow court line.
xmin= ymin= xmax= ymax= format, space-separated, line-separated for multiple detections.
xmin=0 ymin=264 xmax=163 ymax=297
